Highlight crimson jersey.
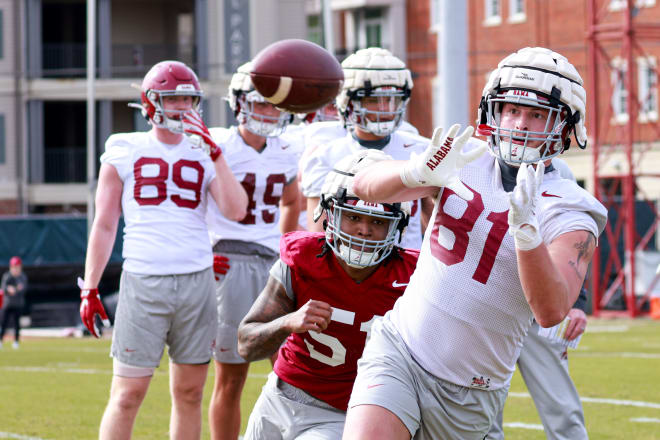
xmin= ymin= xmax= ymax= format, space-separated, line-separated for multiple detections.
xmin=273 ymin=231 xmax=419 ymax=410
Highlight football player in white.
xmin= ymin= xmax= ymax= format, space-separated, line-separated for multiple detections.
xmin=342 ymin=47 xmax=608 ymax=439
xmin=79 ymin=60 xmax=247 ymax=440
xmin=487 ymin=158 xmax=589 ymax=440
xmin=206 ymin=61 xmax=302 ymax=440
xmin=301 ymin=47 xmax=434 ymax=250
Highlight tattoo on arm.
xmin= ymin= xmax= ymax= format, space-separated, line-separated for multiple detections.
xmin=238 ymin=277 xmax=295 ymax=362
xmin=568 ymin=233 xmax=596 ymax=280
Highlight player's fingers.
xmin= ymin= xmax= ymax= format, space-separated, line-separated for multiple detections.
xmin=453 ymin=125 xmax=474 ymax=147
xmin=430 ymin=126 xmax=445 ymax=147
xmin=459 ymin=143 xmax=487 ymax=167
xmin=448 ymin=179 xmax=474 ymax=201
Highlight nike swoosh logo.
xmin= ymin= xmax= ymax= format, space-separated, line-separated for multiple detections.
xmin=219 ymin=348 xmax=230 ymax=352
xmin=125 ymin=349 xmax=136 ymax=352
xmin=403 ymin=143 xmax=414 ymax=148
xmin=282 ymin=145 xmax=290 ymax=150
xmin=392 ymin=281 xmax=408 ymax=288
xmin=367 ymin=383 xmax=384 ymax=389
xmin=541 ymin=191 xmax=561 ymax=198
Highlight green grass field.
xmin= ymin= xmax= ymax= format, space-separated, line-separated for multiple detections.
xmin=0 ymin=318 xmax=659 ymax=439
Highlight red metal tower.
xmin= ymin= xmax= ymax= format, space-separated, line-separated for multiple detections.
xmin=587 ymin=0 xmax=660 ymax=317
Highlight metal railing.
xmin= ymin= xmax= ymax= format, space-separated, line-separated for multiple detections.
xmin=44 ymin=147 xmax=87 ymax=183
xmin=40 ymin=43 xmax=196 ymax=78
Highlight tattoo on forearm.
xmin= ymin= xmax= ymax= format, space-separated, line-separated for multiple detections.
xmin=239 ymin=279 xmax=294 ymax=361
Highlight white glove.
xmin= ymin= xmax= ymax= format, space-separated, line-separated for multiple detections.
xmin=508 ymin=162 xmax=545 ymax=251
xmin=400 ymin=124 xmax=486 ymax=201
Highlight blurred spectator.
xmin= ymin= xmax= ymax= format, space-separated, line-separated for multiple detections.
xmin=0 ymin=256 xmax=28 ymax=349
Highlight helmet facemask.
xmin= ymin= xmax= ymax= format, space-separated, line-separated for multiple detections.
xmin=483 ymin=90 xmax=568 ymax=165
xmin=236 ymin=91 xmax=291 ymax=137
xmin=348 ymin=86 xmax=408 ymax=137
xmin=323 ymin=192 xmax=406 ymax=268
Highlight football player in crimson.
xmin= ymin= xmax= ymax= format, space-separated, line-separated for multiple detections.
xmin=301 ymin=47 xmax=434 ymax=249
xmin=79 ymin=60 xmax=247 ymax=440
xmin=342 ymin=47 xmax=608 ymax=439
xmin=205 ymin=61 xmax=302 ymax=440
xmin=237 ymin=149 xmax=417 ymax=440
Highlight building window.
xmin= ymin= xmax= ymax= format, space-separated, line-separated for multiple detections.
xmin=611 ymin=58 xmax=628 ymax=123
xmin=307 ymin=15 xmax=322 ymax=46
xmin=638 ymin=57 xmax=658 ymax=122
xmin=484 ymin=0 xmax=501 ymax=26
xmin=0 ymin=114 xmax=5 ymax=164
xmin=609 ymin=0 xmax=656 ymax=10
xmin=430 ymin=0 xmax=441 ymax=31
xmin=364 ymin=8 xmax=383 ymax=47
xmin=0 ymin=10 xmax=4 ymax=59
xmin=508 ymin=0 xmax=526 ymax=23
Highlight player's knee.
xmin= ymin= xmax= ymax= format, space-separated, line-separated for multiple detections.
xmin=172 ymin=382 xmax=205 ymax=406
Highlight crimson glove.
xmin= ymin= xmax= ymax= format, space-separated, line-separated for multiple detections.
xmin=77 ymin=277 xmax=110 ymax=338
xmin=213 ymin=255 xmax=230 ymax=281
xmin=0 ymin=289 xmax=4 ymax=309
xmin=182 ymin=110 xmax=222 ymax=161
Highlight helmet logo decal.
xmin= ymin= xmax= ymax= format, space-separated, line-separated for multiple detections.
xmin=515 ymin=72 xmax=535 ymax=81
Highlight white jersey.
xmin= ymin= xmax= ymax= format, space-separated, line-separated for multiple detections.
xmin=301 ymin=130 xmax=429 ymax=250
xmin=391 ymin=139 xmax=607 ymax=390
xmin=101 ymin=131 xmax=217 ymax=275
xmin=206 ymin=126 xmax=299 ymax=252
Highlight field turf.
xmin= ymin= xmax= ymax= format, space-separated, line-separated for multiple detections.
xmin=0 ymin=317 xmax=658 ymax=439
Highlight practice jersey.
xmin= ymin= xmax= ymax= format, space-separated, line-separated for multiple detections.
xmin=301 ymin=130 xmax=429 ymax=249
xmin=390 ymin=139 xmax=608 ymax=390
xmin=101 ymin=131 xmax=216 ymax=275
xmin=272 ymin=231 xmax=419 ymax=410
xmin=206 ymin=126 xmax=300 ymax=253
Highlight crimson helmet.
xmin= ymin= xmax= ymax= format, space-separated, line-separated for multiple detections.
xmin=137 ymin=61 xmax=203 ymax=133
xmin=9 ymin=256 xmax=22 ymax=267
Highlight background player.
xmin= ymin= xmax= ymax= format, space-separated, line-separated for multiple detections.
xmin=237 ymin=150 xmax=417 ymax=439
xmin=206 ymin=61 xmax=302 ymax=440
xmin=342 ymin=47 xmax=608 ymax=439
xmin=301 ymin=47 xmax=433 ymax=249
xmin=79 ymin=60 xmax=247 ymax=440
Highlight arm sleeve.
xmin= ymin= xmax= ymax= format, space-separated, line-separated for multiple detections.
xmin=0 ymin=272 xmax=8 ymax=290
xmin=268 ymin=259 xmax=295 ymax=301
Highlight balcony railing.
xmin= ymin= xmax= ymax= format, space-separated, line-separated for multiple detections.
xmin=41 ymin=43 xmax=196 ymax=78
xmin=44 ymin=147 xmax=86 ymax=183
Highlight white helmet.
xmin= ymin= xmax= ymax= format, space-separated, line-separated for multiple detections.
xmin=227 ymin=62 xmax=292 ymax=137
xmin=476 ymin=47 xmax=587 ymax=165
xmin=337 ymin=48 xmax=413 ymax=137
xmin=315 ymin=149 xmax=411 ymax=268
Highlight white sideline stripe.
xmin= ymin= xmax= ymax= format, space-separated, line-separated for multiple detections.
xmin=0 ymin=432 xmax=49 ymax=440
xmin=502 ymin=422 xmax=544 ymax=431
xmin=630 ymin=417 xmax=660 ymax=423
xmin=573 ymin=351 xmax=660 ymax=359
xmin=585 ymin=325 xmax=629 ymax=333
xmin=508 ymin=392 xmax=660 ymax=409
xmin=0 ymin=365 xmax=270 ymax=380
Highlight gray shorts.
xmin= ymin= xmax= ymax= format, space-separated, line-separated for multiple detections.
xmin=213 ymin=251 xmax=278 ymax=363
xmin=244 ymin=372 xmax=346 ymax=440
xmin=111 ymin=268 xmax=217 ymax=368
xmin=348 ymin=315 xmax=508 ymax=440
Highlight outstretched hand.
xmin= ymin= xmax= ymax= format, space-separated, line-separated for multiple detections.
xmin=400 ymin=124 xmax=485 ymax=201
xmin=508 ymin=162 xmax=545 ymax=251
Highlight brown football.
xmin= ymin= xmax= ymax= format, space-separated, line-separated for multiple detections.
xmin=250 ymin=39 xmax=344 ymax=113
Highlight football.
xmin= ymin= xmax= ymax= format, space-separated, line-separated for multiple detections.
xmin=250 ymin=39 xmax=344 ymax=113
